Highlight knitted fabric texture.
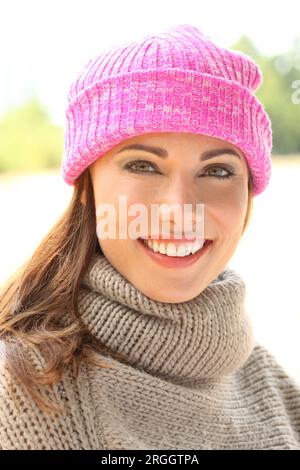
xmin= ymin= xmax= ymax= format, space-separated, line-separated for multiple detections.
xmin=77 ymin=252 xmax=256 ymax=381
xmin=61 ymin=23 xmax=272 ymax=196
xmin=1 ymin=252 xmax=300 ymax=450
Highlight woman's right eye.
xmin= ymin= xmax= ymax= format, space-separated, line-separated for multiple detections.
xmin=123 ymin=160 xmax=160 ymax=174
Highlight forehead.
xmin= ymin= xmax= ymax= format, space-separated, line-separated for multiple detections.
xmin=111 ymin=131 xmax=247 ymax=163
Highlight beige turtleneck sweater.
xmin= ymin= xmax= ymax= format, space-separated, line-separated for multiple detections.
xmin=0 ymin=252 xmax=300 ymax=450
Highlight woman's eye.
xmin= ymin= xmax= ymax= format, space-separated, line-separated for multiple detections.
xmin=201 ymin=165 xmax=235 ymax=180
xmin=123 ymin=160 xmax=235 ymax=179
xmin=123 ymin=160 xmax=159 ymax=174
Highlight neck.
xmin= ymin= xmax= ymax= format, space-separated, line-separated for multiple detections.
xmin=77 ymin=252 xmax=255 ymax=383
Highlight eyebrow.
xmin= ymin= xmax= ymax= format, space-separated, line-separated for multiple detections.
xmin=116 ymin=143 xmax=241 ymax=161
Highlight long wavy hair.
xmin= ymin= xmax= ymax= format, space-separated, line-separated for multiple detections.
xmin=0 ymin=165 xmax=254 ymax=415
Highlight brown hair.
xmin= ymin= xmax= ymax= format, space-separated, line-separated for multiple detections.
xmin=0 ymin=168 xmax=125 ymax=416
xmin=0 ymin=168 xmax=254 ymax=415
xmin=242 ymin=174 xmax=254 ymax=235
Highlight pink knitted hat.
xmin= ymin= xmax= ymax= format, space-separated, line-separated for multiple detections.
xmin=61 ymin=24 xmax=272 ymax=196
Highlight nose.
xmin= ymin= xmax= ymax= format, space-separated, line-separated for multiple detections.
xmin=155 ymin=175 xmax=204 ymax=236
xmin=158 ymin=173 xmax=198 ymax=205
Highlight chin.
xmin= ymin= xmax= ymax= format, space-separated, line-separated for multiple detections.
xmin=143 ymin=288 xmax=199 ymax=304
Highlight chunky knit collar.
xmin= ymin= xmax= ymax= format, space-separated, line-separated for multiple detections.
xmin=77 ymin=252 xmax=255 ymax=383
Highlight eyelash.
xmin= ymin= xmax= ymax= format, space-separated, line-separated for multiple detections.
xmin=123 ymin=160 xmax=235 ymax=180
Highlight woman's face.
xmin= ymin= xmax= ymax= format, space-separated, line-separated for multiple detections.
xmin=88 ymin=132 xmax=250 ymax=303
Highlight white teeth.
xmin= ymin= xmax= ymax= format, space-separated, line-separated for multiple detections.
xmin=166 ymin=243 xmax=177 ymax=257
xmin=177 ymin=244 xmax=188 ymax=257
xmin=152 ymin=241 xmax=159 ymax=252
xmin=142 ymin=239 xmax=206 ymax=257
xmin=158 ymin=242 xmax=166 ymax=255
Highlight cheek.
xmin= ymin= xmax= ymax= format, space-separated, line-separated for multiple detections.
xmin=94 ymin=178 xmax=152 ymax=240
xmin=94 ymin=171 xmax=153 ymax=204
xmin=205 ymin=181 xmax=248 ymax=234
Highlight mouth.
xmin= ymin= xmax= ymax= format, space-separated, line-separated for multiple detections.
xmin=137 ymin=237 xmax=213 ymax=269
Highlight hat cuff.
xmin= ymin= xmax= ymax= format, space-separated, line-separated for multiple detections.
xmin=62 ymin=68 xmax=272 ymax=196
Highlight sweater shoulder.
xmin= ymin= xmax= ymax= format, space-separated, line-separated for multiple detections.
xmin=0 ymin=353 xmax=27 ymax=450
xmin=239 ymin=341 xmax=300 ymax=436
xmin=243 ymin=341 xmax=300 ymax=387
xmin=0 ymin=341 xmax=99 ymax=450
xmin=0 ymin=342 xmax=54 ymax=450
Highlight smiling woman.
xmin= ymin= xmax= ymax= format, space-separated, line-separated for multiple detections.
xmin=87 ymin=131 xmax=252 ymax=303
xmin=0 ymin=23 xmax=299 ymax=451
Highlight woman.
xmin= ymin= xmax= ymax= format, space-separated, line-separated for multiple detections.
xmin=0 ymin=23 xmax=299 ymax=450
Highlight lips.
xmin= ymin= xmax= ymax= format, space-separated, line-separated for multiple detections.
xmin=140 ymin=236 xmax=211 ymax=245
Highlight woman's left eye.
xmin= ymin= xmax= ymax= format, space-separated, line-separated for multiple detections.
xmin=200 ymin=165 xmax=235 ymax=180
xmin=123 ymin=160 xmax=159 ymax=174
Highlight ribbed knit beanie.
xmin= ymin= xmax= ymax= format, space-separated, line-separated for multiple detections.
xmin=61 ymin=23 xmax=272 ymax=196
